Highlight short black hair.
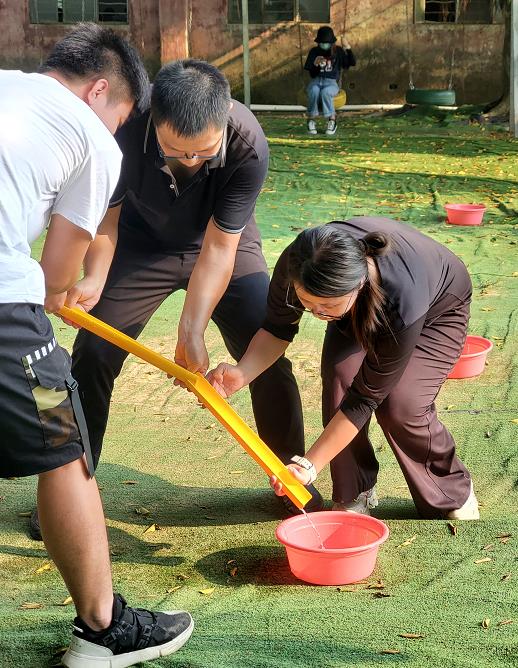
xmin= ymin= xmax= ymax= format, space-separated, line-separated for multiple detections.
xmin=151 ymin=59 xmax=231 ymax=137
xmin=40 ymin=22 xmax=150 ymax=113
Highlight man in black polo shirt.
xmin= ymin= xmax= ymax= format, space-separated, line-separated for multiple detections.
xmin=66 ymin=60 xmax=322 ymax=514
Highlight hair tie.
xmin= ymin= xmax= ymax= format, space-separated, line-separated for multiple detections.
xmin=358 ymin=238 xmax=368 ymax=255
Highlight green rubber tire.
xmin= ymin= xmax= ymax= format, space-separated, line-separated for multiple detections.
xmin=405 ymin=88 xmax=456 ymax=106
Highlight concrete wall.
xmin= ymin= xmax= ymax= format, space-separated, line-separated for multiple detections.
xmin=0 ymin=0 xmax=161 ymax=75
xmin=0 ymin=0 xmax=505 ymax=105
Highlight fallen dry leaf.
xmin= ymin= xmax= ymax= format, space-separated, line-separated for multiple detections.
xmin=380 ymin=649 xmax=400 ymax=655
xmin=367 ymin=580 xmax=385 ymax=590
xmin=497 ymin=619 xmax=513 ymax=626
xmin=35 ymin=562 xmax=53 ymax=574
xmin=58 ymin=596 xmax=73 ymax=606
xmin=229 ymin=567 xmax=238 ymax=577
xmin=496 ymin=533 xmax=512 ymax=539
xmin=134 ymin=507 xmax=150 ymax=517
xmin=481 ymin=618 xmax=491 ymax=629
xmin=17 ymin=511 xmax=32 ymax=518
xmin=229 ymin=470 xmax=245 ymax=475
xmin=122 ymin=480 xmax=138 ymax=485
xmin=20 ymin=602 xmax=43 ymax=610
xmin=474 ymin=557 xmax=492 ymax=564
xmin=482 ymin=543 xmax=494 ymax=551
xmin=396 ymin=534 xmax=417 ymax=548
xmin=399 ymin=633 xmax=424 ymax=639
xmin=199 ymin=588 xmax=215 ymax=596
xmin=373 ymin=592 xmax=391 ymax=598
xmin=447 ymin=522 xmax=458 ymax=536
xmin=143 ymin=523 xmax=159 ymax=534
xmin=501 ymin=573 xmax=512 ymax=581
xmin=166 ymin=586 xmax=182 ymax=594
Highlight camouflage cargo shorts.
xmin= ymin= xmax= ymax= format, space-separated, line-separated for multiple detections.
xmin=0 ymin=303 xmax=85 ymax=477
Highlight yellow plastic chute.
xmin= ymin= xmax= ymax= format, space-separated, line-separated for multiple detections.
xmin=59 ymin=306 xmax=312 ymax=510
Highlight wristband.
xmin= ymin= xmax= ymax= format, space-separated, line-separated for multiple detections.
xmin=290 ymin=455 xmax=317 ymax=485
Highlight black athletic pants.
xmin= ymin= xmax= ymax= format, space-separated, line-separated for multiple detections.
xmin=72 ymin=242 xmax=305 ymax=468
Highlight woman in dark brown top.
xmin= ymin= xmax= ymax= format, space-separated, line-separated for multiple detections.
xmin=208 ymin=217 xmax=479 ymax=520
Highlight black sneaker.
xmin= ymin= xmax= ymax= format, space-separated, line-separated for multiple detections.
xmin=279 ymin=483 xmax=324 ymax=516
xmin=29 ymin=507 xmax=43 ymax=541
xmin=61 ymin=593 xmax=194 ymax=668
xmin=325 ymin=118 xmax=337 ymax=136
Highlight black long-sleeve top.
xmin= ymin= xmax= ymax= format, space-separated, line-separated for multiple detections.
xmin=304 ymin=45 xmax=356 ymax=82
xmin=263 ymin=217 xmax=472 ymax=431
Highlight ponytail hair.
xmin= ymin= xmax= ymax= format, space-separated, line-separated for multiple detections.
xmin=288 ymin=225 xmax=391 ymax=350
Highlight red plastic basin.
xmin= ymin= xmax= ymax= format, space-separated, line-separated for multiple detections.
xmin=448 ymin=335 xmax=493 ymax=379
xmin=276 ymin=511 xmax=389 ymax=585
xmin=445 ymin=204 xmax=486 ymax=226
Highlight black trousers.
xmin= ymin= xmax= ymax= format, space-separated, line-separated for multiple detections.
xmin=321 ymin=293 xmax=472 ymax=519
xmin=72 ymin=242 xmax=305 ymax=468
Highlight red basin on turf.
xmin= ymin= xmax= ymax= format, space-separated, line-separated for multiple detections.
xmin=276 ymin=511 xmax=389 ymax=585
xmin=445 ymin=204 xmax=486 ymax=226
xmin=448 ymin=335 xmax=493 ymax=379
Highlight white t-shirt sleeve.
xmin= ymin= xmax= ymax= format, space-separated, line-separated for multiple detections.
xmin=52 ymin=146 xmax=122 ymax=238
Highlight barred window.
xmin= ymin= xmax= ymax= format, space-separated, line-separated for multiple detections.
xmin=415 ymin=0 xmax=501 ymax=24
xmin=228 ymin=0 xmax=330 ymax=25
xmin=29 ymin=0 xmax=128 ymax=24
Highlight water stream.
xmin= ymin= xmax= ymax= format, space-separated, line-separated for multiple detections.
xmin=301 ymin=508 xmax=325 ymax=550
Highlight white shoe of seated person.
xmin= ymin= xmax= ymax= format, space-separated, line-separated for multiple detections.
xmin=307 ymin=119 xmax=317 ymax=135
xmin=332 ymin=487 xmax=379 ymax=515
xmin=325 ymin=118 xmax=337 ymax=135
xmin=446 ymin=482 xmax=480 ymax=520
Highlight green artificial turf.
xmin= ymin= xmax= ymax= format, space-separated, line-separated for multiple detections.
xmin=0 ymin=109 xmax=517 ymax=667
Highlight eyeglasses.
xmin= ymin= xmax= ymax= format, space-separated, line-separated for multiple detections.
xmin=156 ymin=131 xmax=225 ymax=162
xmin=285 ymin=284 xmax=357 ymax=321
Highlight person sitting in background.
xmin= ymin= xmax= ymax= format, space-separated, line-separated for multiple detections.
xmin=304 ymin=26 xmax=355 ymax=136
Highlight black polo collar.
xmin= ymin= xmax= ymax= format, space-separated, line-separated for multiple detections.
xmin=143 ymin=114 xmax=228 ymax=170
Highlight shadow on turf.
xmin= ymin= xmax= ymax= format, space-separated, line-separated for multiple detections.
xmin=0 ymin=617 xmax=411 ymax=668
xmin=195 ymin=545 xmax=307 ymax=586
xmin=0 ymin=528 xmax=185 ymax=569
xmin=96 ymin=463 xmax=288 ymax=527
xmin=96 ymin=464 xmax=420 ymax=527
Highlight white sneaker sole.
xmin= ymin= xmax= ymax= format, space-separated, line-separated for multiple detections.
xmin=61 ymin=614 xmax=194 ymax=668
xmin=446 ymin=483 xmax=480 ymax=520
xmin=332 ymin=487 xmax=379 ymax=514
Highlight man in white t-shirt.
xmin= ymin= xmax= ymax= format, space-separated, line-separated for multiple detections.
xmin=0 ymin=24 xmax=193 ymax=667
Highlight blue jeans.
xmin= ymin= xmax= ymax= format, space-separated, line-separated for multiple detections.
xmin=306 ymin=78 xmax=339 ymax=118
